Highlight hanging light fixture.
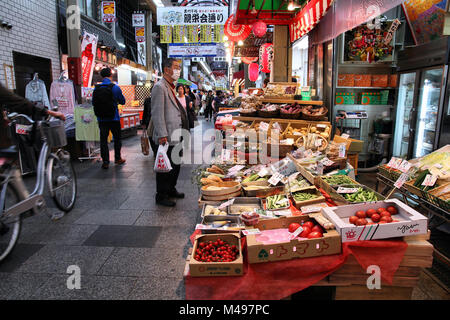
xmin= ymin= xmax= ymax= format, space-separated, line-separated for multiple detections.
xmin=288 ymin=0 xmax=296 ymax=11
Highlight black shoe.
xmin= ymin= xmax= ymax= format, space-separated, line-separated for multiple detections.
xmin=169 ymin=189 xmax=185 ymax=199
xmin=101 ymin=162 xmax=109 ymax=169
xmin=156 ymin=196 xmax=176 ymax=207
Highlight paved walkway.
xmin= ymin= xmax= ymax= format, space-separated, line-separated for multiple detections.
xmin=0 ymin=119 xmax=213 ymax=300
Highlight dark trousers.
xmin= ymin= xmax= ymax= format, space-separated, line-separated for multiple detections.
xmin=156 ymin=145 xmax=181 ymax=198
xmin=99 ymin=121 xmax=122 ymax=164
xmin=149 ymin=136 xmax=158 ymax=156
xmin=205 ymin=106 xmax=213 ymax=120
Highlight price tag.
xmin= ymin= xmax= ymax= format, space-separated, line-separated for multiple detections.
xmin=399 ymin=160 xmax=412 ymax=173
xmin=228 ymin=165 xmax=245 ymax=174
xmin=422 ymin=174 xmax=438 ymax=187
xmin=289 ymin=226 xmax=304 ymax=240
xmin=274 ymin=209 xmax=292 ymax=216
xmin=242 ymin=229 xmax=261 ymax=236
xmin=387 ymin=157 xmax=397 ymax=168
xmin=259 ymin=122 xmax=270 ymax=131
xmin=221 ymin=149 xmax=232 ymax=162
xmin=321 ymin=157 xmax=335 ymax=166
xmin=315 ymin=139 xmax=323 ymax=147
xmin=339 ymin=144 xmax=346 ymax=158
xmin=301 ymin=206 xmax=322 ymax=214
xmin=392 ymin=158 xmax=403 ymax=170
xmin=268 ymin=172 xmax=285 ymax=186
xmin=394 ymin=173 xmax=410 ymax=189
xmin=317 ymin=162 xmax=324 ymax=175
xmin=218 ymin=198 xmax=235 ymax=210
xmin=276 ymin=198 xmax=289 ymax=205
xmin=337 ymin=187 xmax=359 ymax=194
xmin=293 ymin=132 xmax=302 ymax=136
xmin=258 ymin=167 xmax=270 ymax=177
xmin=272 ymin=122 xmax=282 ymax=131
xmin=317 ymin=124 xmax=327 ymax=129
xmin=341 ymin=133 xmax=350 ymax=139
xmin=243 ymin=168 xmax=253 ymax=175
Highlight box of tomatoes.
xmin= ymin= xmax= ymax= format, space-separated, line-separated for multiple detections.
xmin=189 ymin=233 xmax=244 ymax=277
xmin=246 ymin=216 xmax=341 ymax=264
xmin=321 ymin=199 xmax=428 ymax=242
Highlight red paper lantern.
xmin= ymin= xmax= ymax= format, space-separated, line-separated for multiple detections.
xmin=241 ymin=57 xmax=258 ymax=64
xmin=259 ymin=43 xmax=273 ymax=73
xmin=252 ymin=21 xmax=267 ymax=38
xmin=249 ymin=63 xmax=259 ymax=82
xmin=224 ymin=14 xmax=251 ymax=42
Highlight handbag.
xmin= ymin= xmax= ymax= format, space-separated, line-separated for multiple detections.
xmin=141 ymin=130 xmax=149 ymax=155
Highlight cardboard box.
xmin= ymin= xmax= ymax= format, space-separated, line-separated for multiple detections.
xmin=246 ymin=216 xmax=341 ymax=263
xmin=333 ymin=135 xmax=364 ymax=153
xmin=316 ymin=175 xmax=361 ymax=199
xmin=189 ymin=233 xmax=244 ymax=277
xmin=321 ymin=199 xmax=428 ymax=242
xmin=324 ymin=184 xmax=385 ymax=206
xmin=291 ymin=186 xmax=326 ymax=209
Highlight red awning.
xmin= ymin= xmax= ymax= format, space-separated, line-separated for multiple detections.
xmin=289 ymin=0 xmax=334 ymax=43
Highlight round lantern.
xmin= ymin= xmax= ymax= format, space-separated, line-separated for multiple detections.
xmin=249 ymin=63 xmax=259 ymax=82
xmin=224 ymin=14 xmax=251 ymax=42
xmin=252 ymin=21 xmax=267 ymax=38
xmin=259 ymin=43 xmax=274 ymax=73
xmin=241 ymin=57 xmax=258 ymax=64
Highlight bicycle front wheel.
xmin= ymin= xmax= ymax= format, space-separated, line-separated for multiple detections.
xmin=47 ymin=150 xmax=77 ymax=212
xmin=0 ymin=183 xmax=22 ymax=262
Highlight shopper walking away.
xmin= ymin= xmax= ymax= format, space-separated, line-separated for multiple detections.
xmin=205 ymin=90 xmax=214 ymax=122
xmin=200 ymin=91 xmax=207 ymax=116
xmin=149 ymin=58 xmax=189 ymax=207
xmin=92 ymin=67 xmax=126 ymax=169
xmin=141 ymin=96 xmax=158 ymax=156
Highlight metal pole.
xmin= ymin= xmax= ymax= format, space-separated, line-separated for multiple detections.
xmin=66 ymin=0 xmax=81 ymax=102
xmin=146 ymin=12 xmax=153 ymax=72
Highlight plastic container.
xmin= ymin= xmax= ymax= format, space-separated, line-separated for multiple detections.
xmin=241 ymin=212 xmax=260 ymax=226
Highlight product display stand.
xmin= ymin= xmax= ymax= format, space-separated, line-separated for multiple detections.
xmin=78 ymin=141 xmax=101 ymax=162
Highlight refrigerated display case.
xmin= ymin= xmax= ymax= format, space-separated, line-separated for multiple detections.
xmin=392 ymin=39 xmax=450 ymax=159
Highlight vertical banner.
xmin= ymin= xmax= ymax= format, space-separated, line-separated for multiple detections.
xmin=214 ymin=24 xmax=224 ymax=42
xmin=200 ymin=25 xmax=212 ymax=43
xmin=135 ymin=26 xmax=146 ymax=42
xmin=132 ymin=13 xmax=145 ymax=27
xmin=101 ymin=1 xmax=116 ymax=23
xmin=173 ymin=25 xmax=185 ymax=43
xmin=187 ymin=25 xmax=198 ymax=43
xmin=160 ymin=26 xmax=172 ymax=43
xmin=81 ymin=32 xmax=98 ymax=88
xmin=137 ymin=41 xmax=146 ymax=66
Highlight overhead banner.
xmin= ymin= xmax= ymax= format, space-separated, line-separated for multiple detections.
xmin=200 ymin=25 xmax=213 ymax=43
xmin=160 ymin=25 xmax=172 ymax=43
xmin=187 ymin=25 xmax=198 ymax=43
xmin=172 ymin=25 xmax=186 ymax=43
xmin=214 ymin=24 xmax=224 ymax=42
xmin=132 ymin=13 xmax=145 ymax=27
xmin=81 ymin=32 xmax=98 ymax=88
xmin=101 ymin=1 xmax=116 ymax=23
xmin=290 ymin=0 xmax=334 ymax=43
xmin=135 ymin=27 xmax=145 ymax=42
xmin=157 ymin=6 xmax=228 ymax=25
xmin=168 ymin=43 xmax=217 ymax=57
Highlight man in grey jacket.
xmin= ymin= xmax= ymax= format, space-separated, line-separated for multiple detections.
xmin=149 ymin=58 xmax=189 ymax=207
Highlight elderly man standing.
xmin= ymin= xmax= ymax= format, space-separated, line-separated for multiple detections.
xmin=149 ymin=58 xmax=189 ymax=207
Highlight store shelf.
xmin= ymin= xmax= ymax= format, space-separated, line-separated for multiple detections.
xmin=336 ymin=86 xmax=397 ymax=89
xmin=260 ymin=98 xmax=323 ymax=105
xmin=335 ymin=104 xmax=393 ymax=108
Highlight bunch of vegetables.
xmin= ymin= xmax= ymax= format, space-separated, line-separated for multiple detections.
xmin=323 ymin=175 xmax=355 ymax=185
xmin=280 ymin=103 xmax=302 ymax=114
xmin=266 ymin=194 xmax=289 ymax=210
xmin=286 ymin=178 xmax=310 ymax=192
xmin=343 ymin=188 xmax=378 ymax=203
xmin=348 ymin=206 xmax=398 ymax=226
xmin=413 ymin=169 xmax=437 ymax=191
xmin=292 ymin=192 xmax=319 ymax=202
xmin=242 ymin=174 xmax=267 ymax=183
xmin=194 ymin=239 xmax=239 ymax=263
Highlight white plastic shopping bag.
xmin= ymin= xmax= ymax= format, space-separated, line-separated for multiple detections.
xmin=154 ymin=143 xmax=173 ymax=173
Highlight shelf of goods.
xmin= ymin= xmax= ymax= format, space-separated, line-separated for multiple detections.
xmin=260 ymin=98 xmax=323 ymax=105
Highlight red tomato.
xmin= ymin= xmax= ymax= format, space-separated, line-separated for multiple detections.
xmin=386 ymin=206 xmax=398 ymax=215
xmin=377 ymin=208 xmax=387 ymax=214
xmin=371 ymin=213 xmax=381 ymax=222
xmin=355 ymin=218 xmax=368 ymax=226
xmin=300 ymin=226 xmax=312 ymax=238
xmin=302 ymin=221 xmax=314 ymax=229
xmin=356 ymin=211 xmax=366 ymax=219
xmin=349 ymin=216 xmax=359 ymax=225
xmin=288 ymin=223 xmax=301 ymax=233
xmin=380 ymin=216 xmax=393 ymax=223
xmin=366 ymin=209 xmax=377 ymax=218
xmin=312 ymin=225 xmax=324 ymax=233
xmin=380 ymin=211 xmax=391 ymax=218
xmin=307 ymin=231 xmax=323 ymax=239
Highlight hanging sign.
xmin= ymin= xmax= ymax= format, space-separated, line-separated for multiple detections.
xmin=157 ymin=6 xmax=228 ymax=26
xmin=384 ymin=19 xmax=401 ymax=45
xmin=81 ymin=32 xmax=98 ymax=88
xmin=101 ymin=1 xmax=116 ymax=23
xmin=186 ymin=25 xmax=198 ymax=43
xmin=132 ymin=13 xmax=145 ymax=27
xmin=214 ymin=24 xmax=224 ymax=43
xmin=137 ymin=41 xmax=146 ymax=66
xmin=200 ymin=25 xmax=213 ymax=43
xmin=160 ymin=26 xmax=172 ymax=43
xmin=135 ymin=27 xmax=146 ymax=42
xmin=168 ymin=43 xmax=217 ymax=58
xmin=172 ymin=25 xmax=185 ymax=43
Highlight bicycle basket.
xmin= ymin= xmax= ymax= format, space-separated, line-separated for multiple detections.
xmin=41 ymin=120 xmax=67 ymax=148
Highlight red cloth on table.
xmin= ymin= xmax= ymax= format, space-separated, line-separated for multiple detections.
xmin=185 ymin=233 xmax=408 ymax=300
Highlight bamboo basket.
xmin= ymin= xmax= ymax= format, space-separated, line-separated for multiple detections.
xmin=201 ymin=181 xmax=241 ymax=197
xmin=258 ymin=109 xmax=280 ymax=118
xmin=301 ymin=106 xmax=328 ymax=121
xmin=280 ymin=109 xmax=302 ymax=120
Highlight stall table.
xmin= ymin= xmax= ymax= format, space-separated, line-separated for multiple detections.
xmin=120 ymin=113 xmax=140 ymax=138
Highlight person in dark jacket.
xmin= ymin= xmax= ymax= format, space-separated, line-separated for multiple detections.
xmin=141 ymin=96 xmax=158 ymax=155
xmin=204 ymin=90 xmax=214 ymax=122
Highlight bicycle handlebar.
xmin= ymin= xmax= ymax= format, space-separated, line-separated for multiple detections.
xmin=6 ymin=112 xmax=35 ymax=124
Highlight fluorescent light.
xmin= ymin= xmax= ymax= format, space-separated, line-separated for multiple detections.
xmin=152 ymin=0 xmax=164 ymax=7
xmin=288 ymin=0 xmax=296 ymax=11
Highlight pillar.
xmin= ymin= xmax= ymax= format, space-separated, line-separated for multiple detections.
xmin=271 ymin=25 xmax=292 ymax=83
xmin=66 ymin=0 xmax=81 ymax=102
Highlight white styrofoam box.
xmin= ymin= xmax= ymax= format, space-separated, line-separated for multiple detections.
xmin=321 ymin=199 xmax=428 ymax=242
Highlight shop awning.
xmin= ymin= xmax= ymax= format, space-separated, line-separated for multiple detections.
xmin=235 ymin=0 xmax=304 ymax=25
xmin=177 ymin=78 xmax=193 ymax=86
xmin=289 ymin=0 xmax=334 ymax=43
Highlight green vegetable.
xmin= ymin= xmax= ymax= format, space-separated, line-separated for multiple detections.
xmin=243 ymin=174 xmax=260 ymax=183
xmin=343 ymin=188 xmax=378 ymax=203
xmin=293 ymin=192 xmax=318 ymax=202
xmin=323 ymin=175 xmax=354 ymax=186
xmin=266 ymin=194 xmax=289 ymax=210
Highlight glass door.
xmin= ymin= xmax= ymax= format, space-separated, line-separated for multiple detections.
xmin=393 ymin=72 xmax=417 ymax=158
xmin=413 ymin=67 xmax=444 ymax=158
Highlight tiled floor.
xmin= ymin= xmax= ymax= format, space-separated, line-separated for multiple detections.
xmin=0 ymin=118 xmax=448 ymax=300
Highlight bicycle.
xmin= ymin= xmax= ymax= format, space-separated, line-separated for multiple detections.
xmin=0 ymin=111 xmax=77 ymax=261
